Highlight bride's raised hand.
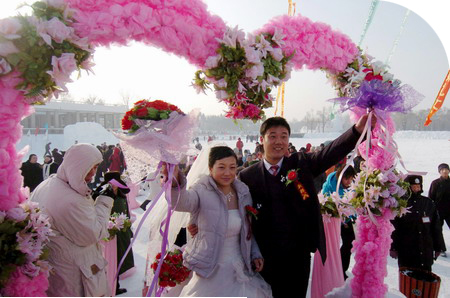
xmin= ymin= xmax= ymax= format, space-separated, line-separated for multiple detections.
xmin=160 ymin=162 xmax=180 ymax=186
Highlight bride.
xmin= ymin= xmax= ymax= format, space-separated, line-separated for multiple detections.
xmin=161 ymin=145 xmax=272 ymax=297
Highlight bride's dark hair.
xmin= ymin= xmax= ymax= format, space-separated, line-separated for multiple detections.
xmin=208 ymin=146 xmax=237 ymax=168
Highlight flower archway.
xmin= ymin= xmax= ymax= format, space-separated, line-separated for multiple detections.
xmin=0 ymin=0 xmax=423 ymax=296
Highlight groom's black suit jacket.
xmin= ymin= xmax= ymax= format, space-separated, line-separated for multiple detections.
xmin=239 ymin=126 xmax=360 ymax=294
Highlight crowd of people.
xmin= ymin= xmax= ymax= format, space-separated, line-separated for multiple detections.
xmin=19 ymin=114 xmax=449 ymax=297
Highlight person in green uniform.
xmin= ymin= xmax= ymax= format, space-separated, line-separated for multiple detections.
xmin=95 ymin=171 xmax=135 ymax=295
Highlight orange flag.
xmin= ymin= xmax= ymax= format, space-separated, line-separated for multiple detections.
xmin=424 ymin=70 xmax=450 ymax=126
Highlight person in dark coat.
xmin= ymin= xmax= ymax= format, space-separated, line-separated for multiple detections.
xmin=21 ymin=154 xmax=43 ymax=192
xmin=51 ymin=148 xmax=64 ymax=165
xmin=45 ymin=142 xmax=51 ymax=156
xmin=428 ymin=162 xmax=450 ymax=257
xmin=42 ymin=155 xmax=59 ymax=180
xmin=238 ymin=115 xmax=373 ymax=297
xmin=94 ymin=171 xmax=134 ymax=295
xmin=390 ymin=175 xmax=445 ymax=271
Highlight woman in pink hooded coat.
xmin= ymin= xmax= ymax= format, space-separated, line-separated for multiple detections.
xmin=31 ymin=144 xmax=114 ymax=296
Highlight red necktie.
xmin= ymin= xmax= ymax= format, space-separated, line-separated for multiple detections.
xmin=269 ymin=165 xmax=279 ymax=176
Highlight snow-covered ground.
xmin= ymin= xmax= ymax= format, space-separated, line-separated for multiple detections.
xmin=17 ymin=123 xmax=450 ymax=297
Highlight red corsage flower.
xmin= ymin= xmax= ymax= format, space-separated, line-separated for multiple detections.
xmin=282 ymin=168 xmax=310 ymax=200
xmin=284 ymin=169 xmax=299 ymax=186
xmin=245 ymin=205 xmax=259 ymax=220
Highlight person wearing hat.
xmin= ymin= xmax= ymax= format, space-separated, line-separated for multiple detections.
xmin=429 ymin=163 xmax=450 ymax=257
xmin=31 ymin=143 xmax=113 ymax=296
xmin=94 ymin=171 xmax=134 ymax=295
xmin=390 ymin=175 xmax=445 ymax=271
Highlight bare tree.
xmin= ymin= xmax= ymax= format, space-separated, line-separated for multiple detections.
xmin=316 ymin=106 xmax=333 ymax=132
xmin=302 ymin=111 xmax=319 ymax=133
xmin=119 ymin=90 xmax=132 ymax=107
xmin=83 ymin=95 xmax=104 ymax=105
xmin=58 ymin=93 xmax=75 ymax=102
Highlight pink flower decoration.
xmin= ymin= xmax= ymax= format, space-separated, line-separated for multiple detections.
xmin=0 ymin=18 xmax=22 ymax=40
xmin=6 ymin=207 xmax=28 ymax=221
xmin=45 ymin=17 xmax=74 ymax=44
xmin=2 ymin=268 xmax=49 ymax=297
xmin=0 ymin=58 xmax=12 ymax=75
xmin=243 ymin=104 xmax=261 ymax=119
xmin=47 ymin=53 xmax=78 ymax=91
xmin=0 ymin=41 xmax=20 ymax=57
xmin=21 ymin=262 xmax=40 ymax=277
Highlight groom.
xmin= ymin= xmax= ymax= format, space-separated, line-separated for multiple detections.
xmin=239 ymin=115 xmax=373 ymax=297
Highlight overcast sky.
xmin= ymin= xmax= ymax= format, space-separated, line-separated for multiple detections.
xmin=1 ymin=0 xmax=449 ymax=121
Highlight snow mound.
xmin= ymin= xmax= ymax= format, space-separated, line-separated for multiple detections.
xmin=63 ymin=122 xmax=119 ymax=149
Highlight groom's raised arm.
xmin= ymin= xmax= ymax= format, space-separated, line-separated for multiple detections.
xmin=306 ymin=125 xmax=361 ymax=177
xmin=306 ymin=112 xmax=375 ymax=176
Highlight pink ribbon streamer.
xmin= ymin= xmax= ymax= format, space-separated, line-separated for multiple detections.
xmin=108 ymin=179 xmax=129 ymax=189
xmin=113 ymin=162 xmax=169 ymax=292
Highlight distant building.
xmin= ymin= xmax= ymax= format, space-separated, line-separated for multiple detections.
xmin=21 ymin=100 xmax=128 ymax=134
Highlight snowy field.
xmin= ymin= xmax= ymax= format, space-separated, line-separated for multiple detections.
xmin=17 ymin=123 xmax=450 ymax=297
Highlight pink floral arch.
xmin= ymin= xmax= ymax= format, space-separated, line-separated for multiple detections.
xmin=0 ymin=0 xmax=422 ymax=296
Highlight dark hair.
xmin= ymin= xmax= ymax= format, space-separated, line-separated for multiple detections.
xmin=28 ymin=154 xmax=37 ymax=161
xmin=259 ymin=117 xmax=291 ymax=136
xmin=336 ymin=165 xmax=356 ymax=179
xmin=208 ymin=146 xmax=237 ymax=168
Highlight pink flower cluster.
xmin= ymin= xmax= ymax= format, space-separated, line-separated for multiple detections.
xmin=223 ymin=93 xmax=263 ymax=121
xmin=0 ymin=201 xmax=53 ymax=296
xmin=66 ymin=0 xmax=227 ymax=68
xmin=0 ymin=72 xmax=32 ymax=211
xmin=258 ymin=14 xmax=358 ymax=74
xmin=2 ymin=268 xmax=49 ymax=297
xmin=351 ymin=210 xmax=395 ymax=298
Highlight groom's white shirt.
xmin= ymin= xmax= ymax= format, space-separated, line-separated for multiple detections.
xmin=262 ymin=157 xmax=283 ymax=175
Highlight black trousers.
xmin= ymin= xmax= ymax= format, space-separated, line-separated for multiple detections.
xmin=341 ymin=223 xmax=355 ymax=277
xmin=261 ymin=252 xmax=311 ymax=298
xmin=439 ymin=215 xmax=449 ymax=251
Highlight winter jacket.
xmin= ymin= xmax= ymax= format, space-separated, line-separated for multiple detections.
xmin=21 ymin=161 xmax=43 ymax=192
xmin=42 ymin=161 xmax=59 ymax=180
xmin=171 ymin=174 xmax=262 ymax=278
xmin=109 ymin=148 xmax=125 ymax=173
xmin=429 ymin=177 xmax=450 ymax=219
xmin=321 ymin=171 xmax=344 ymax=197
xmin=391 ymin=192 xmax=445 ymax=270
xmin=31 ymin=144 xmax=113 ymax=297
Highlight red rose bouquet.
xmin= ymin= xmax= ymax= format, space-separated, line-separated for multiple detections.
xmin=151 ymin=249 xmax=191 ymax=288
xmin=115 ymin=99 xmax=198 ymax=182
xmin=121 ymin=99 xmax=183 ymax=133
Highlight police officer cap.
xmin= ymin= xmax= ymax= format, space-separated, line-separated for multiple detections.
xmin=405 ymin=175 xmax=422 ymax=185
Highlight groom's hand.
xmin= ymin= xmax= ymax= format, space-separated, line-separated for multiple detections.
xmin=355 ymin=112 xmax=377 ymax=134
xmin=252 ymin=258 xmax=264 ymax=272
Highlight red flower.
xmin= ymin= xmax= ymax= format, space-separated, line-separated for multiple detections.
xmin=152 ymin=250 xmax=191 ymax=289
xmin=245 ymin=205 xmax=258 ymax=220
xmin=134 ymin=99 xmax=146 ymax=106
xmin=287 ymin=170 xmax=297 ymax=181
xmin=364 ymin=72 xmax=383 ymax=82
xmin=135 ymin=107 xmax=148 ymax=117
xmin=121 ymin=116 xmax=133 ymax=130
xmin=168 ymin=104 xmax=180 ymax=111
xmin=149 ymin=100 xmax=170 ymax=111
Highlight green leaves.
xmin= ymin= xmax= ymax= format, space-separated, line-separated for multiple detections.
xmin=0 ymin=1 xmax=91 ymax=102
